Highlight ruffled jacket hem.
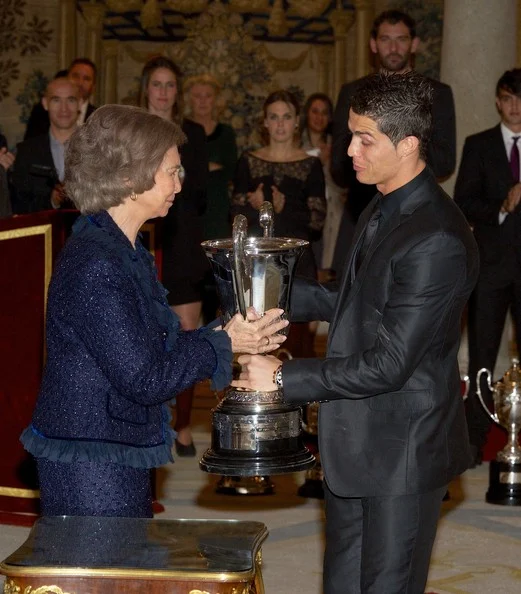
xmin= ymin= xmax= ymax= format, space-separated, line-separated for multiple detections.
xmin=20 ymin=422 xmax=175 ymax=470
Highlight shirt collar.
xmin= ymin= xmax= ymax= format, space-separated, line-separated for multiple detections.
xmin=379 ymin=165 xmax=431 ymax=221
xmin=500 ymin=122 xmax=521 ymax=144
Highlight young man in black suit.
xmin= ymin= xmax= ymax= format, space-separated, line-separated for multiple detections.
xmin=454 ymin=68 xmax=521 ymax=465
xmin=331 ymin=9 xmax=456 ymax=279
xmin=234 ymin=72 xmax=479 ymax=594
xmin=11 ymin=77 xmax=80 ymax=213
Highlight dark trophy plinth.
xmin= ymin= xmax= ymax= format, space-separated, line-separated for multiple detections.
xmin=200 ymin=387 xmax=315 ymax=477
xmin=477 ymin=359 xmax=521 ymax=506
xmin=486 ymin=460 xmax=521 ymax=505
xmin=199 ymin=205 xmax=315 ymax=490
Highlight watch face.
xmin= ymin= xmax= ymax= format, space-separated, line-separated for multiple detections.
xmin=276 ymin=368 xmax=283 ymax=388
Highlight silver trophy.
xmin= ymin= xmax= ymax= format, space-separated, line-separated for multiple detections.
xmin=476 ymin=358 xmax=521 ymax=505
xmin=199 ymin=203 xmax=315 ymax=483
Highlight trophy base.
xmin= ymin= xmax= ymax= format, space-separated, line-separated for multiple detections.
xmin=297 ymin=454 xmax=324 ymax=499
xmin=200 ymin=387 xmax=315 ymax=477
xmin=297 ymin=479 xmax=324 ymax=499
xmin=486 ymin=460 xmax=521 ymax=506
xmin=200 ymin=447 xmax=315 ymax=476
xmin=215 ymin=475 xmax=275 ymax=496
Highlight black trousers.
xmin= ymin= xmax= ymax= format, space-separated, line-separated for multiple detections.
xmin=465 ymin=263 xmax=521 ymax=451
xmin=323 ymin=482 xmax=446 ymax=594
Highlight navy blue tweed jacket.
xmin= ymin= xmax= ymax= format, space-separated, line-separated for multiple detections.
xmin=21 ymin=211 xmax=231 ymax=468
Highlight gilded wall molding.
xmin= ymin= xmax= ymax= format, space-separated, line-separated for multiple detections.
xmin=165 ymin=0 xmax=209 ymax=11
xmin=261 ymin=46 xmax=310 ymax=72
xmin=123 ymin=43 xmax=186 ymax=64
xmin=287 ymin=0 xmax=330 ymax=19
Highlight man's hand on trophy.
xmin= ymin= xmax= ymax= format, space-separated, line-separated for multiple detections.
xmin=232 ymin=354 xmax=281 ymax=391
xmin=223 ymin=307 xmax=288 ymax=354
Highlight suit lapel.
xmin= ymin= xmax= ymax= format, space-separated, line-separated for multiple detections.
xmin=329 ymin=194 xmax=379 ymax=332
xmin=329 ymin=175 xmax=435 ymax=337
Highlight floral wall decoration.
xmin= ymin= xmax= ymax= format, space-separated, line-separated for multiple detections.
xmin=180 ymin=1 xmax=277 ymax=150
xmin=0 ymin=0 xmax=53 ymax=102
xmin=16 ymin=70 xmax=50 ymax=125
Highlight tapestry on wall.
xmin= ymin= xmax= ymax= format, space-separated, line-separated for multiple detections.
xmin=0 ymin=0 xmax=53 ymax=121
xmin=123 ymin=1 xmax=307 ymax=151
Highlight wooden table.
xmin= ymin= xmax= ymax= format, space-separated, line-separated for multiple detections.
xmin=0 ymin=516 xmax=268 ymax=593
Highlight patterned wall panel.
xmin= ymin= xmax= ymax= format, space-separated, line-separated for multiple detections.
xmin=0 ymin=0 xmax=57 ymax=146
xmin=0 ymin=1 xmax=444 ymax=148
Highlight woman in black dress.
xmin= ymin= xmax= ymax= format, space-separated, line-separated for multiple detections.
xmin=138 ymin=56 xmax=207 ymax=456
xmin=184 ymin=73 xmax=238 ymax=324
xmin=231 ymin=90 xmax=326 ymax=358
xmin=231 ymin=90 xmax=326 ymax=280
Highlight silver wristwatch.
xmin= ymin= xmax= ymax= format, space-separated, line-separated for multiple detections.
xmin=274 ymin=364 xmax=283 ymax=389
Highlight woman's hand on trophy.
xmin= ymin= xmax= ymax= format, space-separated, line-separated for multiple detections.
xmin=231 ymin=354 xmax=281 ymax=391
xmin=223 ymin=307 xmax=288 ymax=354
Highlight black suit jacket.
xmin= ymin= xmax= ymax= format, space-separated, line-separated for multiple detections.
xmin=331 ymin=75 xmax=456 ymax=215
xmin=24 ymin=102 xmax=96 ymax=140
xmin=284 ymin=168 xmax=479 ymax=497
xmin=454 ymin=124 xmax=520 ymax=267
xmin=11 ymin=134 xmax=59 ymax=214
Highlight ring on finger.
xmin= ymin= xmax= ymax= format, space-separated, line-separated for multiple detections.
xmin=264 ymin=336 xmax=270 ymax=346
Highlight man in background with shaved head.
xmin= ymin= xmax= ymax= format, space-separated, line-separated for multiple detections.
xmin=11 ymin=77 xmax=80 ymax=213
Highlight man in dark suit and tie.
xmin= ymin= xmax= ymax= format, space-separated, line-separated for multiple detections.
xmin=11 ymin=77 xmax=80 ymax=213
xmin=234 ymin=72 xmax=479 ymax=594
xmin=454 ymin=68 xmax=521 ymax=466
xmin=331 ymin=9 xmax=456 ymax=279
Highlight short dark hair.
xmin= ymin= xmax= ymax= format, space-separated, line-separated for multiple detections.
xmin=138 ymin=56 xmax=184 ymax=123
xmin=496 ymin=68 xmax=521 ymax=98
xmin=68 ymin=57 xmax=97 ymax=81
xmin=64 ymin=105 xmax=186 ymax=214
xmin=350 ymin=72 xmax=432 ymax=161
xmin=371 ymin=10 xmax=416 ymax=39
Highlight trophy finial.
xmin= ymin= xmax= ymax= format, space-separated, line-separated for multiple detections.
xmin=259 ymin=201 xmax=274 ymax=237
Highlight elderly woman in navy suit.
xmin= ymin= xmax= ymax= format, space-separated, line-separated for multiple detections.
xmin=20 ymin=105 xmax=287 ymax=518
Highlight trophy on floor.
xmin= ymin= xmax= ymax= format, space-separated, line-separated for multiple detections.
xmin=199 ymin=203 xmax=315 ymax=494
xmin=476 ymin=358 xmax=521 ymax=505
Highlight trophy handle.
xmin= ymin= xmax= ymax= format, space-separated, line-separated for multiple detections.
xmin=232 ymin=215 xmax=248 ymax=318
xmin=476 ymin=368 xmax=500 ymax=424
xmin=259 ymin=201 xmax=274 ymax=237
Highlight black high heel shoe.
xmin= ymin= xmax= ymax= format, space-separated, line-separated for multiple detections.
xmin=175 ymin=439 xmax=196 ymax=457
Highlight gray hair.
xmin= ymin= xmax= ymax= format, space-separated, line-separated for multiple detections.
xmin=64 ymin=104 xmax=186 ymax=214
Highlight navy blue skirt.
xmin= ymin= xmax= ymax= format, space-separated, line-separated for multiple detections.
xmin=37 ymin=459 xmax=153 ymax=518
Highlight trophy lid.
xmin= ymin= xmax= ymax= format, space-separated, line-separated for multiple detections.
xmin=202 ymin=236 xmax=309 ymax=255
xmin=499 ymin=358 xmax=521 ymax=387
